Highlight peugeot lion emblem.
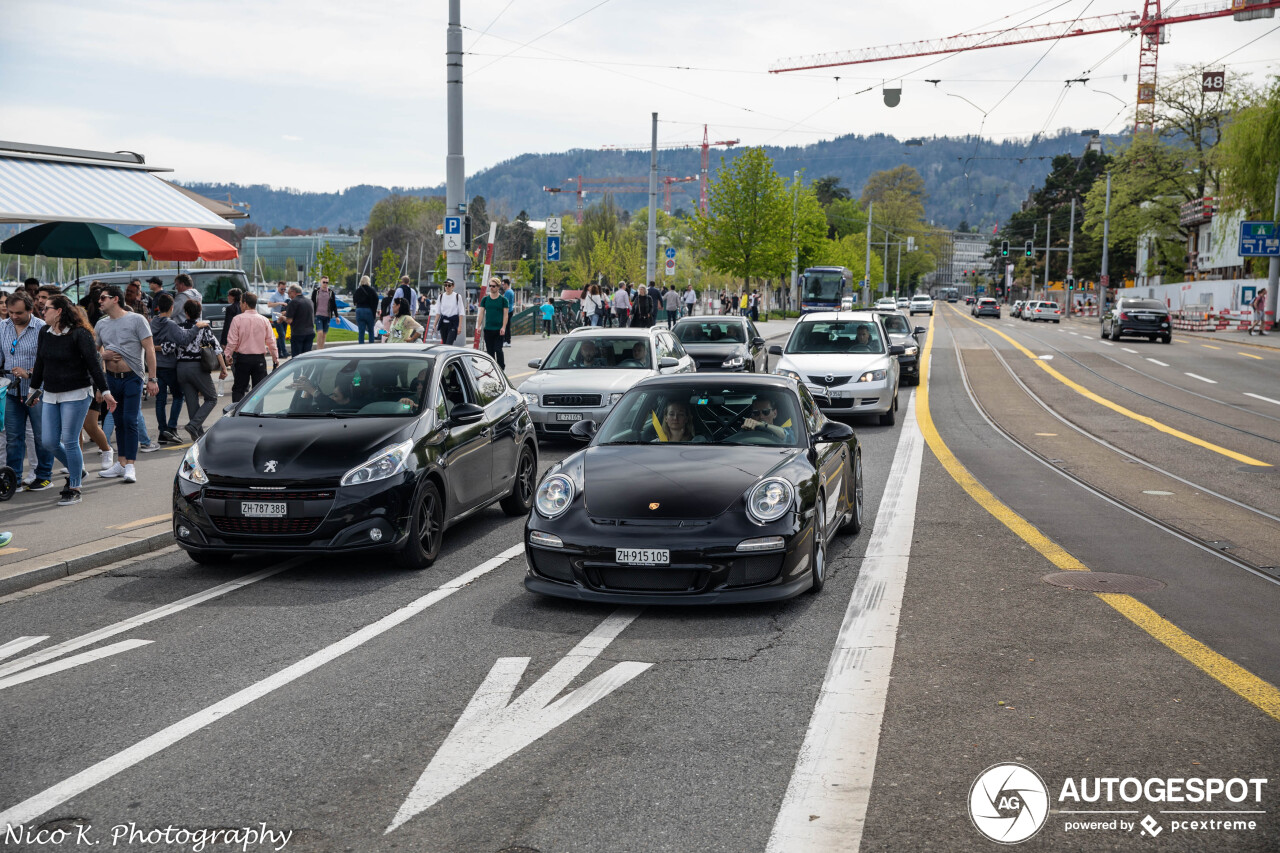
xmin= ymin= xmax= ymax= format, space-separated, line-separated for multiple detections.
xmin=649 ymin=502 xmax=660 ymax=510
xmin=264 ymin=460 xmax=278 ymax=474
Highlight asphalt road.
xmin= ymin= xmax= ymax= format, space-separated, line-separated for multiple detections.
xmin=2 ymin=308 xmax=1277 ymax=853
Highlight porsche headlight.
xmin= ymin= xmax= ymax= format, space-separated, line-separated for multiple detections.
xmin=745 ymin=478 xmax=794 ymax=524
xmin=341 ymin=439 xmax=414 ymax=487
xmin=857 ymin=369 xmax=887 ymax=383
xmin=722 ymin=355 xmax=745 ymax=369
xmin=522 ymin=393 xmax=538 ymax=407
xmin=178 ymin=442 xmax=208 ymax=485
xmin=536 ymin=474 xmax=575 ymax=519
xmin=775 ymin=368 xmax=803 ymax=384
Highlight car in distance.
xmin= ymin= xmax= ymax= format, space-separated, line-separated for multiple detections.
xmin=908 ymin=294 xmax=933 ymax=316
xmin=1102 ymin=298 xmax=1172 ymax=343
xmin=173 ymin=345 xmax=537 ymax=568
xmin=518 ymin=327 xmax=696 ymax=441
xmin=523 ymin=374 xmax=863 ymax=604
xmin=874 ymin=309 xmax=925 ymax=386
xmin=1010 ymin=300 xmax=1025 ymax=319
xmin=896 ymin=297 xmax=911 ymax=309
xmin=770 ymin=311 xmax=902 ymax=425
xmin=874 ymin=297 xmax=898 ymax=311
xmin=672 ymin=316 xmax=768 ymax=373
xmin=964 ymin=295 xmax=976 ymax=305
xmin=973 ymin=297 xmax=1001 ymax=318
xmin=1027 ymin=300 xmax=1062 ymax=322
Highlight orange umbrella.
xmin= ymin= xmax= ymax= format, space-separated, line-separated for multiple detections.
xmin=131 ymin=227 xmax=239 ymax=262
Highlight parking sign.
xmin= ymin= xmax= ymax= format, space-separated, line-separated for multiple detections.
xmin=443 ymin=216 xmax=463 ymax=251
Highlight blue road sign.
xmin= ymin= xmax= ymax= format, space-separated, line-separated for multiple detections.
xmin=1239 ymin=221 xmax=1280 ymax=257
xmin=665 ymin=247 xmax=676 ymax=259
xmin=547 ymin=236 xmax=561 ymax=262
xmin=444 ymin=216 xmax=461 ymax=235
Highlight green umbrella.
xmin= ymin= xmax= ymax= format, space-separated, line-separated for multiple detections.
xmin=1 ymin=221 xmax=149 ymax=261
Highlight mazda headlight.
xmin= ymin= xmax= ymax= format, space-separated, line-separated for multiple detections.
xmin=857 ymin=370 xmax=887 ymax=383
xmin=341 ymin=439 xmax=414 ymax=487
xmin=775 ymin=368 xmax=803 ymax=384
xmin=746 ymin=478 xmax=794 ymax=524
xmin=178 ymin=442 xmax=208 ymax=485
xmin=722 ymin=355 xmax=745 ymax=369
xmin=609 ymin=392 xmax=625 ymax=406
xmin=522 ymin=393 xmax=538 ymax=407
xmin=536 ymin=474 xmax=575 ymax=519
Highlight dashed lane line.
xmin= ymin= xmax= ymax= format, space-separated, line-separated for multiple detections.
xmin=1122 ymin=347 xmax=1139 ymax=353
xmin=1185 ymin=373 xmax=1218 ymax=385
xmin=1239 ymin=352 xmax=1264 ymax=360
xmin=1245 ymin=393 xmax=1280 ymax=407
xmin=1146 ymin=359 xmax=1169 ymax=367
xmin=1201 ymin=344 xmax=1222 ymax=350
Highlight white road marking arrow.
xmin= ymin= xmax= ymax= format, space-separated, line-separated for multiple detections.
xmin=387 ymin=607 xmax=651 ymax=833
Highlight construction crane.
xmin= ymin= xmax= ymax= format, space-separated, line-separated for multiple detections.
xmin=542 ymin=175 xmax=698 ymax=222
xmin=770 ymin=0 xmax=1280 ymax=133
xmin=601 ymin=125 xmax=739 ymax=212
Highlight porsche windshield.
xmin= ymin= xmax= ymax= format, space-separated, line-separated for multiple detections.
xmin=596 ymin=384 xmax=804 ymax=447
xmin=674 ymin=321 xmax=746 ymax=344
xmin=542 ymin=336 xmax=652 ymax=369
xmin=238 ymin=356 xmax=435 ymax=417
xmin=785 ymin=320 xmax=885 ymax=354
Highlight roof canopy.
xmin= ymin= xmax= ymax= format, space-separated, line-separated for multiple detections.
xmin=0 ymin=141 xmax=236 ymax=230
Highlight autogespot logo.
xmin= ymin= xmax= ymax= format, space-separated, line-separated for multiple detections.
xmin=969 ymin=763 xmax=1051 ymax=844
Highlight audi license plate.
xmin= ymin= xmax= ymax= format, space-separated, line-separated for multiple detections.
xmin=241 ymin=502 xmax=287 ymax=518
xmin=616 ymin=548 xmax=669 ymax=565
xmin=556 ymin=412 xmax=583 ymax=421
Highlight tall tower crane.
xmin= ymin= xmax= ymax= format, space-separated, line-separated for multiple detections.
xmin=601 ymin=125 xmax=740 ymax=212
xmin=770 ymin=0 xmax=1279 ymax=133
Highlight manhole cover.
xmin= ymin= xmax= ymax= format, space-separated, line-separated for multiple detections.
xmin=1042 ymin=572 xmax=1166 ymax=593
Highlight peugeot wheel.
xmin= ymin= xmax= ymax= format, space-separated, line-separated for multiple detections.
xmin=500 ymin=446 xmax=537 ymax=516
xmin=808 ymin=494 xmax=827 ymax=594
xmin=398 ymin=481 xmax=444 ymax=568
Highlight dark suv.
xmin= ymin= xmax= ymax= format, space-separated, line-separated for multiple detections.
xmin=1102 ymin=298 xmax=1172 ymax=343
xmin=66 ymin=269 xmax=251 ymax=333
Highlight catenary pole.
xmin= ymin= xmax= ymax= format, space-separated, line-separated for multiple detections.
xmin=863 ymin=202 xmax=873 ymax=306
xmin=1100 ymin=172 xmax=1111 ymax=325
xmin=646 ymin=112 xmax=658 ymax=287
xmin=446 ymin=0 xmax=466 ymax=340
xmin=1065 ymin=197 xmax=1075 ymax=318
xmin=1044 ymin=213 xmax=1051 ymax=302
xmin=790 ymin=170 xmax=800 ymax=308
xmin=1267 ymin=164 xmax=1279 ymax=332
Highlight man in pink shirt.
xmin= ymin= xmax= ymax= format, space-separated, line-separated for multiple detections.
xmin=223 ymin=292 xmax=278 ymax=402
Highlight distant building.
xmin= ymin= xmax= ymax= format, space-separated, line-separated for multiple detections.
xmin=951 ymin=231 xmax=993 ymax=291
xmin=241 ymin=234 xmax=360 ymax=283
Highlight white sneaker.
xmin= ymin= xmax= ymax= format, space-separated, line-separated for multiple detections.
xmin=122 ymin=464 xmax=137 ymax=484
xmin=100 ymin=449 xmax=115 ymax=469
xmin=100 ymin=462 xmax=125 ymax=479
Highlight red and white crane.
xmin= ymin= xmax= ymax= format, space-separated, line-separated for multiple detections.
xmin=770 ymin=0 xmax=1279 ymax=133
xmin=601 ymin=125 xmax=739 ymax=212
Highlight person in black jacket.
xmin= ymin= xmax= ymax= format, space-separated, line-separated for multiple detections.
xmin=352 ymin=275 xmax=379 ymax=344
xmin=219 ymin=288 xmax=242 ymax=348
xmin=30 ymin=296 xmax=114 ymax=506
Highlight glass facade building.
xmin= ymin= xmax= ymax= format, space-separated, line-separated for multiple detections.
xmin=241 ymin=234 xmax=360 ymax=283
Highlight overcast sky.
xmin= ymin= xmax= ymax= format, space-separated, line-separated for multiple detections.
xmin=3 ymin=0 xmax=1276 ymax=192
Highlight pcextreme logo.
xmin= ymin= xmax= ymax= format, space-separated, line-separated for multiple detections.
xmin=969 ymin=763 xmax=1050 ymax=844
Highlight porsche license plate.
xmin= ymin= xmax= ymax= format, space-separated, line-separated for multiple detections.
xmin=616 ymin=548 xmax=669 ymax=565
xmin=241 ymin=502 xmax=287 ymax=518
xmin=556 ymin=412 xmax=583 ymax=421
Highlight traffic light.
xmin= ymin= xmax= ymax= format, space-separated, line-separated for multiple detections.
xmin=1024 ymin=240 xmax=1033 ymax=257
xmin=1066 ymin=276 xmax=1075 ymax=291
xmin=1000 ymin=240 xmax=1009 ymax=257
xmin=463 ymin=215 xmax=473 ymax=248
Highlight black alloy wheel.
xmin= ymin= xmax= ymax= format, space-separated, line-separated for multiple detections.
xmin=500 ymin=446 xmax=537 ymax=516
xmin=839 ymin=447 xmax=864 ymax=535
xmin=398 ymin=481 xmax=444 ymax=568
xmin=808 ymin=494 xmax=827 ymax=594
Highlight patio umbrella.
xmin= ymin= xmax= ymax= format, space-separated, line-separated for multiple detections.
xmin=130 ymin=226 xmax=238 ymax=262
xmin=1 ymin=221 xmax=148 ymax=281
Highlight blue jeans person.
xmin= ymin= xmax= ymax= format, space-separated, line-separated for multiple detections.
xmin=5 ymin=392 xmax=54 ymax=481
xmin=356 ymin=307 xmax=376 ymax=344
xmin=105 ymin=373 xmax=143 ymax=461
xmin=41 ymin=394 xmax=95 ymax=489
xmin=273 ymin=316 xmax=289 ymax=359
xmin=155 ymin=366 xmax=184 ymax=433
xmin=102 ymin=408 xmax=152 ymax=448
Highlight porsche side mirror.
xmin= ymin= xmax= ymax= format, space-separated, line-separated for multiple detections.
xmin=569 ymin=419 xmax=597 ymax=441
xmin=889 ymin=344 xmax=906 ymax=356
xmin=448 ymin=403 xmax=485 ymax=426
xmin=813 ymin=420 xmax=854 ymax=444
xmin=751 ymin=337 xmax=765 ymax=347
xmin=528 ymin=359 xmax=543 ymax=369
xmin=769 ymin=345 xmax=783 ymax=356
xmin=914 ymin=326 xmax=927 ymax=336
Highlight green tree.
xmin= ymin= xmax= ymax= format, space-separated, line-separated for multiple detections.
xmin=314 ymin=242 xmax=349 ymax=289
xmin=812 ymin=175 xmax=851 ymax=206
xmin=373 ymin=248 xmax=401 ymax=290
xmin=693 ymin=147 xmax=789 ymax=287
xmin=284 ymin=257 xmax=298 ymax=282
xmin=1215 ymin=75 xmax=1280 ymax=220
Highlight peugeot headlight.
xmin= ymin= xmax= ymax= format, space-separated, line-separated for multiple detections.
xmin=746 ymin=478 xmax=794 ymax=524
xmin=857 ymin=369 xmax=887 ymax=383
xmin=522 ymin=392 xmax=538 ymax=407
xmin=904 ymin=346 xmax=919 ymax=356
xmin=775 ymin=368 xmax=803 ymax=384
xmin=178 ymin=442 xmax=208 ymax=485
xmin=341 ymin=439 xmax=414 ymax=487
xmin=535 ymin=474 xmax=575 ymax=519
xmin=722 ymin=355 xmax=745 ymax=369
xmin=609 ymin=392 xmax=625 ymax=406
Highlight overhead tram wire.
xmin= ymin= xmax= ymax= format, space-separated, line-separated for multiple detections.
xmin=465 ymin=0 xmax=618 ymax=79
xmin=464 ymin=0 xmax=515 ymax=51
xmin=1207 ymin=22 xmax=1280 ymax=66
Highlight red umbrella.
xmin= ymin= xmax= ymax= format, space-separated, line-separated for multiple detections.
xmin=131 ymin=227 xmax=239 ymax=262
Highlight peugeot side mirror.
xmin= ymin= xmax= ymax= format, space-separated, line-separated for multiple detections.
xmin=527 ymin=359 xmax=543 ymax=369
xmin=769 ymin=345 xmax=783 ymax=356
xmin=889 ymin=344 xmax=906 ymax=356
xmin=813 ymin=420 xmax=854 ymax=444
xmin=751 ymin=337 xmax=765 ymax=347
xmin=448 ymin=403 xmax=485 ymax=426
xmin=569 ymin=419 xmax=597 ymax=441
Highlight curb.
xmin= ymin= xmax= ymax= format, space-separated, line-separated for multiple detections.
xmin=0 ymin=524 xmax=174 ymax=598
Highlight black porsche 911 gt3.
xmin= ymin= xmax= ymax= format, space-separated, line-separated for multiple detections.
xmin=524 ymin=374 xmax=864 ymax=604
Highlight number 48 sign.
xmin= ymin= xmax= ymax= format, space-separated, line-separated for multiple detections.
xmin=1203 ymin=70 xmax=1225 ymax=93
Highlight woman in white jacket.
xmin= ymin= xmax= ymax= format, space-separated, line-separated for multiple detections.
xmin=581 ymin=284 xmax=604 ymax=327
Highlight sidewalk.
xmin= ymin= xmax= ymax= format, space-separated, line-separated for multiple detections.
xmin=1062 ymin=314 xmax=1280 ymax=351
xmin=0 ymin=315 xmax=801 ymax=596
